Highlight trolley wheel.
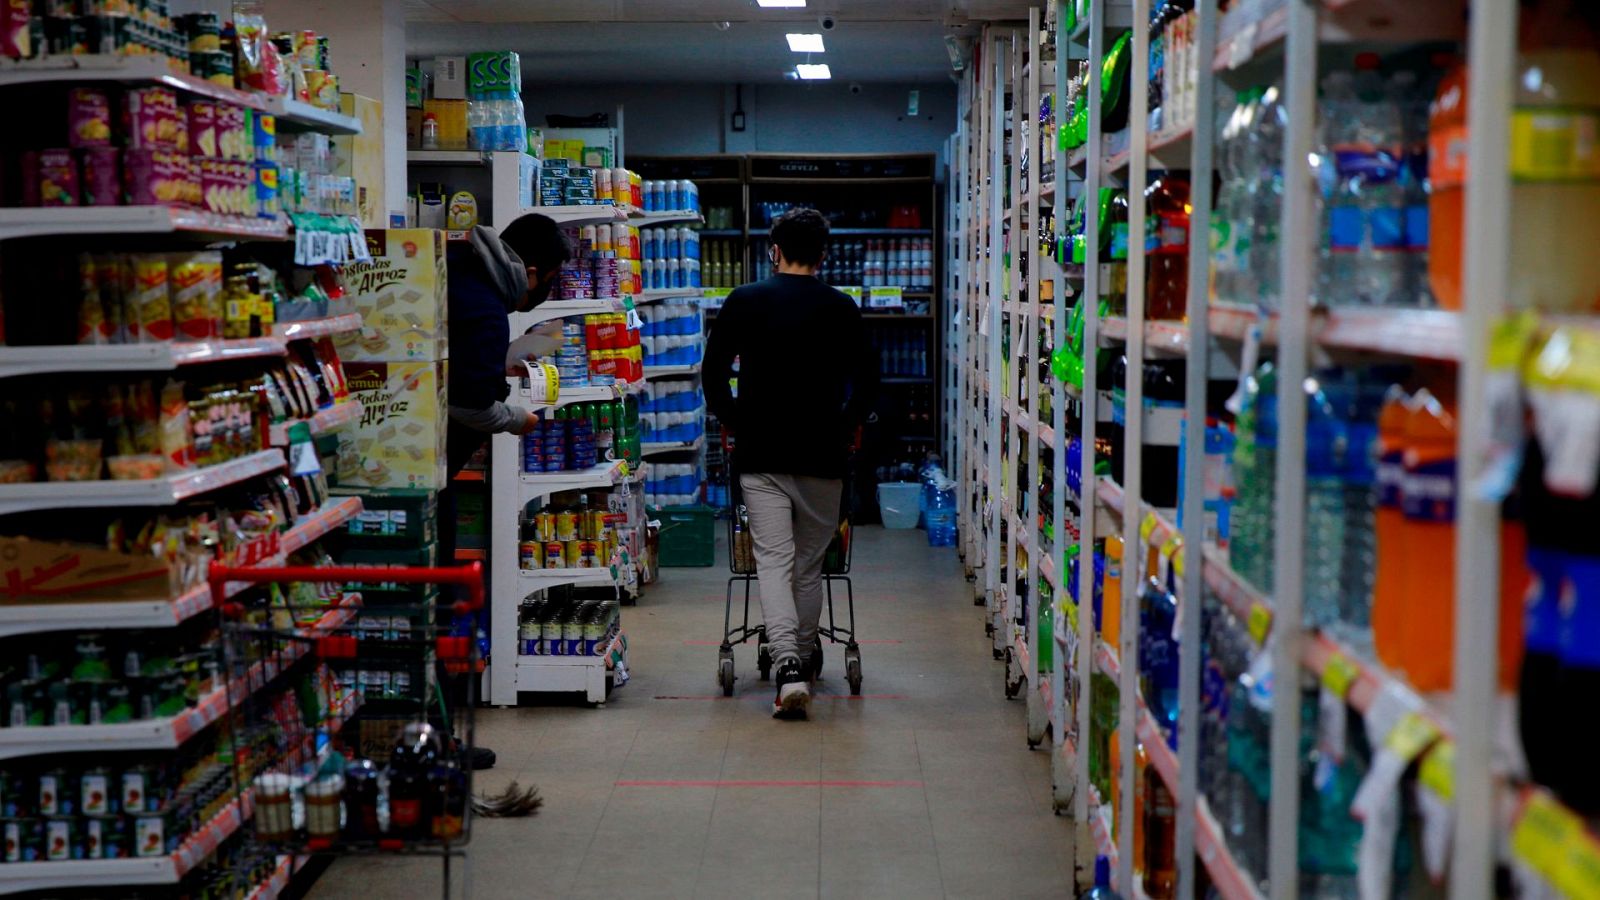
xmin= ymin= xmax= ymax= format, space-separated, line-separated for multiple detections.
xmin=845 ymin=649 xmax=862 ymax=696
xmin=718 ymin=651 xmax=736 ymax=697
xmin=984 ymin=620 xmax=995 ymax=637
xmin=757 ymin=644 xmax=772 ymax=681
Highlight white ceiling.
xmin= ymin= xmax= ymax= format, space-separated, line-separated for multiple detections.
xmin=404 ymin=0 xmax=1032 ymax=84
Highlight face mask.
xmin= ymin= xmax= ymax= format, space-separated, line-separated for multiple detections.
xmin=524 ymin=268 xmax=556 ymax=308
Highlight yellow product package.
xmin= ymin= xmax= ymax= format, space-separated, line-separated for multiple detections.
xmin=334 ymin=229 xmax=448 ymax=363
xmin=335 ymin=360 xmax=448 ymax=490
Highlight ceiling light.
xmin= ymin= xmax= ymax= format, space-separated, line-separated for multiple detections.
xmin=756 ymin=0 xmax=806 ymax=7
xmin=796 ymin=63 xmax=831 ymax=80
xmin=786 ymin=33 xmax=825 ymax=52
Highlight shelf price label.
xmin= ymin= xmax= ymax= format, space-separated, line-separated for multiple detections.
xmin=1246 ymin=602 xmax=1272 ymax=646
xmin=1510 ymin=791 xmax=1600 ymax=899
xmin=1418 ymin=739 xmax=1455 ymax=802
xmin=1139 ymin=511 xmax=1160 ymax=545
xmin=1320 ymin=651 xmax=1361 ymax=699
xmin=1383 ymin=712 xmax=1440 ymax=763
xmin=867 ymin=286 xmax=904 ymax=310
xmin=840 ymin=286 xmax=864 ymax=306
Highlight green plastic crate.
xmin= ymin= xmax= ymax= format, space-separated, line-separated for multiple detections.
xmin=652 ymin=505 xmax=716 ymax=567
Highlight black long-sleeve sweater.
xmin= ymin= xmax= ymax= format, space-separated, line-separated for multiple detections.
xmin=704 ymin=274 xmax=879 ymax=480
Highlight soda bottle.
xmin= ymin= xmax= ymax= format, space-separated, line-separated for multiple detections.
xmin=1144 ymin=171 xmax=1191 ymax=321
xmin=1138 ymin=577 xmax=1179 ymax=746
xmin=1397 ymin=389 xmax=1456 ymax=690
xmin=1426 ymin=60 xmax=1468 ymax=310
xmin=1081 ymin=856 xmax=1125 ymax=900
xmin=1370 ymin=386 xmax=1411 ymax=671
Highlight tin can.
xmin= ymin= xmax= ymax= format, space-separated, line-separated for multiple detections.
xmin=518 ymin=540 xmax=539 ymax=570
xmin=38 ymin=770 xmax=73 ymax=816
xmin=554 ymin=511 xmax=578 ymax=542
xmin=79 ymin=768 xmax=112 ymax=815
xmin=582 ymin=617 xmax=603 ymax=655
xmin=120 ymin=767 xmax=152 ymax=814
xmin=542 ymin=619 xmax=564 ymax=656
xmin=533 ymin=512 xmax=556 ymax=541
xmin=576 ymin=540 xmax=600 ymax=569
xmin=560 ymin=540 xmax=580 ymax=568
xmin=44 ymin=816 xmax=80 ymax=861
xmin=519 ymin=620 xmax=541 ymax=655
xmin=563 ymin=617 xmax=584 ymax=655
xmin=544 ymin=541 xmax=565 ymax=569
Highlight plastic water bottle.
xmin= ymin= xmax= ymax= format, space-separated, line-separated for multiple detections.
xmin=467 ymin=97 xmax=488 ymax=150
xmin=1229 ymin=361 xmax=1277 ymax=594
xmin=1304 ymin=374 xmax=1347 ymax=631
xmin=1212 ymin=90 xmax=1258 ymax=306
xmin=1325 ymin=55 xmax=1407 ymax=305
xmin=1249 ymin=83 xmax=1287 ymax=308
xmin=1392 ymin=70 xmax=1432 ymax=307
xmin=1337 ymin=370 xmax=1388 ymax=650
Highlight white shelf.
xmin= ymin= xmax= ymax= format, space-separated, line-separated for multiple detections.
xmin=271 ymin=313 xmax=363 ymax=341
xmin=0 ymin=497 xmax=360 ymax=639
xmin=519 ymin=459 xmax=627 ymax=495
xmin=643 ymin=361 xmax=703 ymax=379
xmin=266 ymin=96 xmax=362 ymax=134
xmin=524 ymin=297 xmax=628 ymax=326
xmin=268 ymin=401 xmax=361 ymax=445
xmin=0 ymin=449 xmax=285 ymax=516
xmin=518 ymin=567 xmax=618 ymax=590
xmin=520 ymin=379 xmax=644 ymax=408
xmin=0 ymin=337 xmax=286 ymax=380
xmin=633 ymin=288 xmax=705 ymax=304
xmin=1102 ymin=305 xmax=1465 ymax=362
xmin=0 ymin=206 xmax=289 ymax=242
xmin=642 ymin=435 xmax=705 ymax=456
xmin=527 ymin=205 xmax=628 ymax=227
xmin=513 ymin=632 xmax=625 ymax=702
xmin=407 ymin=149 xmax=493 ymax=165
xmin=630 ymin=210 xmax=704 ymax=226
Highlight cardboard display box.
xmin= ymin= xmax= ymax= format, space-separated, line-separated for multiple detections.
xmin=336 ymin=360 xmax=448 ymax=491
xmin=335 ymin=229 xmax=449 ymax=363
xmin=333 ymin=93 xmax=387 ymax=228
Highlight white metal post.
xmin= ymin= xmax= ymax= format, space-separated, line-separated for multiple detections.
xmin=1451 ymin=0 xmax=1514 ymax=896
xmin=1007 ymin=29 xmax=1024 ymax=659
xmin=1118 ymin=0 xmax=1151 ymax=891
xmin=988 ymin=35 xmax=1007 ymax=647
xmin=1177 ymin=1 xmax=1219 ymax=897
xmin=1078 ymin=0 xmax=1106 ymax=829
xmin=1268 ymin=1 xmax=1318 ymax=896
xmin=1025 ymin=7 xmax=1047 ymax=746
xmin=1051 ymin=11 xmax=1073 ymax=815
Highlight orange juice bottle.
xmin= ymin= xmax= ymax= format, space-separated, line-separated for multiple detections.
xmin=1427 ymin=60 xmax=1468 ymax=310
xmin=1104 ymin=535 xmax=1124 ymax=651
xmin=1398 ymin=389 xmax=1457 ymax=691
xmin=1371 ymin=386 xmax=1413 ymax=672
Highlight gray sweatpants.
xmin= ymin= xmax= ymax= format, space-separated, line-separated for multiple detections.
xmin=739 ymin=472 xmax=843 ymax=666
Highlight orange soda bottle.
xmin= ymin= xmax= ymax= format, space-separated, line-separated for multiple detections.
xmin=1427 ymin=60 xmax=1468 ymax=310
xmin=1398 ymin=389 xmax=1457 ymax=691
xmin=1371 ymin=387 xmax=1412 ymax=672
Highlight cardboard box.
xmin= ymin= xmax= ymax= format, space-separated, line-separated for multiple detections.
xmin=335 ymin=360 xmax=448 ymax=490
xmin=432 ymin=57 xmax=466 ymax=100
xmin=421 ymin=98 xmax=467 ymax=150
xmin=0 ymin=537 xmax=175 ymax=603
xmin=406 ymin=108 xmax=423 ymax=150
xmin=335 ymin=229 xmax=448 ymax=362
xmin=330 ymin=486 xmax=439 ymax=549
xmin=332 ymin=93 xmax=386 ymax=228
xmin=466 ymin=51 xmax=521 ymax=97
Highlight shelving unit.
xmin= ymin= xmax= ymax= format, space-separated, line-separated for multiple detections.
xmin=951 ymin=1 xmax=1577 ymax=897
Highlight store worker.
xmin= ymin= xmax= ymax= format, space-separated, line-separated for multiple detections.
xmin=705 ymin=207 xmax=879 ymax=720
xmin=441 ymin=214 xmax=572 ymax=769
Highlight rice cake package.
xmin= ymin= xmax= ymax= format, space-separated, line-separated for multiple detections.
xmin=335 ymin=361 xmax=447 ymax=490
xmin=333 ymin=229 xmax=448 ymax=362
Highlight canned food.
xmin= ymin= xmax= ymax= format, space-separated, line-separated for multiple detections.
xmin=576 ymin=540 xmax=601 ymax=569
xmin=519 ymin=620 xmax=541 ymax=655
xmin=518 ymin=540 xmax=539 ymax=570
xmin=533 ymin=512 xmax=556 ymax=541
xmin=562 ymin=617 xmax=584 ymax=655
xmin=44 ymin=816 xmax=80 ymax=861
xmin=134 ymin=810 xmax=173 ymax=858
xmin=3 ymin=817 xmax=42 ymax=862
xmin=80 ymin=768 xmax=112 ymax=815
xmin=554 ymin=511 xmax=579 ymax=542
xmin=38 ymin=770 xmax=73 ymax=816
xmin=541 ymin=619 xmax=564 ymax=656
xmin=582 ymin=617 xmax=603 ymax=655
xmin=544 ymin=542 xmax=565 ymax=569
xmin=120 ymin=767 xmax=152 ymax=814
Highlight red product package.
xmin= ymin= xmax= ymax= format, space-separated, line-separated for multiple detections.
xmin=0 ymin=0 xmax=28 ymax=60
xmin=187 ymin=101 xmax=217 ymax=158
xmin=199 ymin=157 xmax=225 ymax=213
xmin=67 ymin=88 xmax=113 ymax=148
xmin=80 ymin=147 xmax=121 ymax=206
xmin=33 ymin=149 xmax=80 ymax=206
xmin=123 ymin=149 xmax=183 ymax=207
xmin=216 ymin=104 xmax=246 ymax=161
xmin=121 ymin=87 xmax=179 ymax=150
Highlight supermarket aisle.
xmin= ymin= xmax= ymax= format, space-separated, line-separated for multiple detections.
xmin=311 ymin=526 xmax=1074 ymax=899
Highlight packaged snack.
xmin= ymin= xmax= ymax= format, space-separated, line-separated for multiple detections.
xmin=68 ymin=88 xmax=113 ymax=148
xmin=77 ymin=254 xmax=111 ymax=345
xmin=29 ymin=150 xmax=80 ymax=207
xmin=168 ymin=252 xmax=222 ymax=341
xmin=158 ymin=379 xmax=191 ymax=470
xmin=46 ymin=439 xmax=103 ymax=482
xmin=187 ymin=101 xmax=217 ymax=158
xmin=122 ymin=148 xmax=183 ymax=207
xmin=128 ymin=256 xmax=172 ymax=342
xmin=80 ymin=147 xmax=120 ymax=206
xmin=121 ymin=87 xmax=180 ymax=151
xmin=1 ymin=0 xmax=29 ymax=60
xmin=252 ymin=112 xmax=276 ymax=161
xmin=217 ymin=104 xmax=247 ymax=162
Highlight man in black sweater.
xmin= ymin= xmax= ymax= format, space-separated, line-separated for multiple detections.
xmin=705 ymin=208 xmax=878 ymax=719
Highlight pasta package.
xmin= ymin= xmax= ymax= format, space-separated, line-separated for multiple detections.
xmin=128 ymin=256 xmax=173 ymax=342
xmin=169 ymin=252 xmax=223 ymax=342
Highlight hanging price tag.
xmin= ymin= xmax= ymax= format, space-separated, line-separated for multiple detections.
xmin=1246 ymin=602 xmax=1272 ymax=645
xmin=1383 ymin=712 xmax=1440 ymax=763
xmin=1320 ymin=651 xmax=1361 ymax=698
xmin=1511 ymin=792 xmax=1581 ymax=880
xmin=1140 ymin=511 xmax=1160 ymax=545
xmin=1317 ymin=685 xmax=1347 ymax=766
xmin=1170 ymin=545 xmax=1186 ymax=579
xmin=1418 ymin=739 xmax=1455 ymax=802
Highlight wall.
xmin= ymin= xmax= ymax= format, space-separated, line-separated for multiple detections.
xmin=519 ymin=81 xmax=957 ymax=169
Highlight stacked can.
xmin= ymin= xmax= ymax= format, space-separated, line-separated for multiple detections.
xmin=517 ymin=508 xmax=617 ymax=574
xmin=642 ymin=179 xmax=700 ymax=213
xmin=592 ymin=254 xmax=622 ymax=299
xmin=557 ymin=258 xmax=594 ymax=301
xmin=554 ymin=321 xmax=588 ymax=387
xmin=519 ymin=598 xmax=620 ymax=656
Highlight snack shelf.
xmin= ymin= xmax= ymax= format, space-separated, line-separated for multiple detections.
xmin=518 ymin=567 xmax=619 ymax=590
xmin=628 ymin=210 xmax=704 ymax=226
xmin=0 ymin=56 xmax=362 ymax=136
xmin=0 ymin=793 xmax=248 ymax=897
xmin=270 ymin=313 xmax=364 ymax=341
xmin=0 ymin=336 xmax=287 ymax=379
xmin=1094 ymin=639 xmax=1120 ymax=679
xmin=528 ymin=205 xmax=628 ymax=227
xmin=0 ymin=496 xmax=360 ymax=639
xmin=642 ymin=435 xmax=705 ymax=456
xmin=1105 ymin=305 xmax=1462 ymax=361
xmin=518 ymin=459 xmax=627 ymax=495
xmin=643 ymin=361 xmax=702 ymax=379
xmin=0 ymin=448 xmax=286 ymax=516
xmin=0 ymin=206 xmax=289 ymax=242
xmin=1509 ymin=787 xmax=1600 ymax=900
xmin=1038 ymin=422 xmax=1057 ymax=449
xmin=0 ymin=600 xmax=358 ymax=761
xmin=268 ymin=401 xmax=361 ymax=445
xmin=524 ymin=296 xmax=628 ymax=326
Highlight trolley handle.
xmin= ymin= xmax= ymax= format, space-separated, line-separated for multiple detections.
xmin=207 ymin=561 xmax=487 ymax=617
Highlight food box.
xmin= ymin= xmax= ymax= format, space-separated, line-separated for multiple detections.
xmin=330 ymin=486 xmax=438 ymax=549
xmin=335 ymin=360 xmax=447 ymax=490
xmin=332 ymin=93 xmax=386 ymax=228
xmin=334 ymin=229 xmax=448 ymax=362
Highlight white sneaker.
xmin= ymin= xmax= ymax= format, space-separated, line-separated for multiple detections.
xmin=772 ymin=659 xmax=811 ymax=719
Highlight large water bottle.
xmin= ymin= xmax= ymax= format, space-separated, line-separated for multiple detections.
xmin=1318 ymin=71 xmax=1358 ymax=304
xmin=1326 ymin=56 xmax=1407 ymax=305
xmin=1304 ymin=374 xmax=1347 ymax=631
xmin=1338 ymin=369 xmax=1389 ymax=651
xmin=1229 ymin=361 xmax=1277 ymax=594
xmin=1392 ymin=70 xmax=1432 ymax=307
xmin=1249 ymin=84 xmax=1287 ymax=308
xmin=467 ymin=96 xmax=489 ymax=150
xmin=1212 ymin=90 xmax=1259 ymax=307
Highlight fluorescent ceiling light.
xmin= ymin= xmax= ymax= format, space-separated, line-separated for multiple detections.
xmin=756 ymin=0 xmax=806 ymax=7
xmin=786 ymin=33 xmax=825 ymax=52
xmin=796 ymin=63 xmax=831 ymax=80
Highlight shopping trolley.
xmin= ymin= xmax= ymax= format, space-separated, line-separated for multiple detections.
xmin=208 ymin=561 xmax=486 ymax=900
xmin=717 ymin=432 xmax=862 ymax=697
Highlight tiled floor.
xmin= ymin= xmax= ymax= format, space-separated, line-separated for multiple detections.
xmin=311 ymin=526 xmax=1075 ymax=899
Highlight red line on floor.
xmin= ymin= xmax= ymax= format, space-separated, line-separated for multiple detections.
xmin=680 ymin=639 xmax=904 ymax=645
xmin=614 ymin=779 xmax=923 ymax=788
xmin=651 ymin=694 xmax=907 ymax=701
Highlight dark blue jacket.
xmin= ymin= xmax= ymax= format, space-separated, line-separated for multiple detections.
xmin=446 ymin=241 xmax=514 ymax=476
